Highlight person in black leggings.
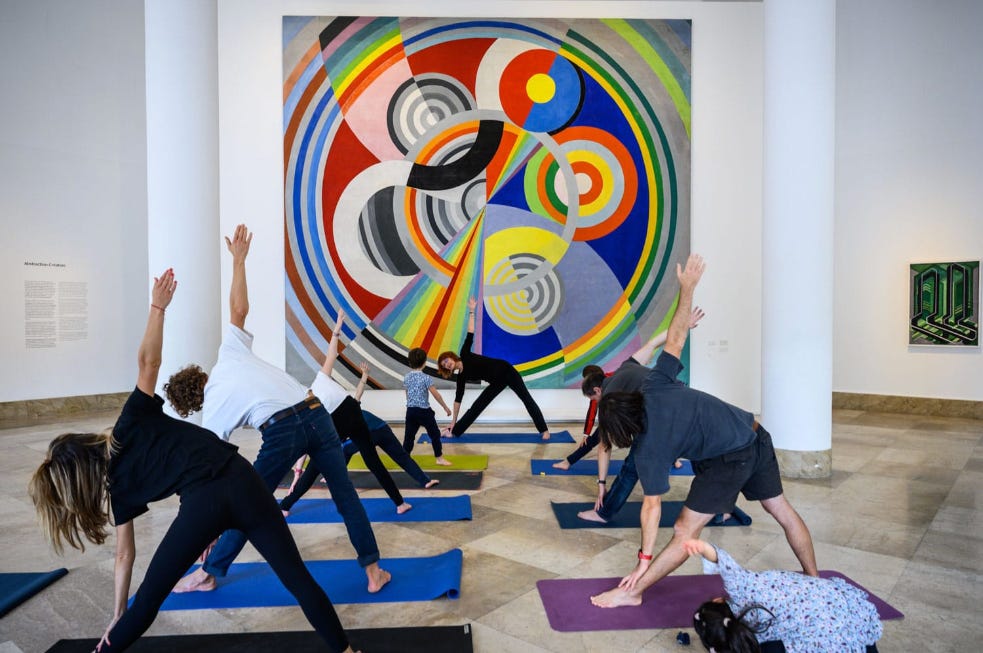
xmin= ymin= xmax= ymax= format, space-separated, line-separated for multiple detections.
xmin=436 ymin=296 xmax=551 ymax=440
xmin=27 ymin=269 xmax=357 ymax=653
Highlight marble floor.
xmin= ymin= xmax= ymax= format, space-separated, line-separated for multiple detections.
xmin=1 ymin=409 xmax=981 ymax=652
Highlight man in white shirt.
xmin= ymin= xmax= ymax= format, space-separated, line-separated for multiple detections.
xmin=165 ymin=224 xmax=390 ymax=594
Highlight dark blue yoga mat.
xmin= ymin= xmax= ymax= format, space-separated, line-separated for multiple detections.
xmin=0 ymin=568 xmax=68 ymax=617
xmin=531 ymin=458 xmax=694 ymax=476
xmin=285 ymin=496 xmax=472 ymax=523
xmin=550 ymin=501 xmax=752 ymax=529
xmin=157 ymin=549 xmax=462 ymax=611
xmin=420 ymin=429 xmax=575 ymax=444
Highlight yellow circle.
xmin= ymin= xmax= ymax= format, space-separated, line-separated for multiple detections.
xmin=527 ymin=73 xmax=556 ymax=104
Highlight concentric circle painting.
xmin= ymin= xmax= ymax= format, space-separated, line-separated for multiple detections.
xmin=284 ymin=17 xmax=691 ymax=388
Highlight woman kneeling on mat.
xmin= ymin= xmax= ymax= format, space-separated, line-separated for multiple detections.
xmin=684 ymin=539 xmax=881 ymax=653
xmin=437 ymin=296 xmax=551 ymax=440
xmin=28 ymin=269 xmax=357 ymax=653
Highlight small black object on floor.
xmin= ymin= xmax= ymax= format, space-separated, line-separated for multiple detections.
xmin=47 ymin=624 xmax=473 ymax=652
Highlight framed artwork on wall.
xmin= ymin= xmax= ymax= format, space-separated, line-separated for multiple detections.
xmin=909 ymin=260 xmax=979 ymax=347
xmin=282 ymin=17 xmax=692 ymax=388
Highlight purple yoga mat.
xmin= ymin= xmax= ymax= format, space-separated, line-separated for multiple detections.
xmin=537 ymin=571 xmax=903 ymax=632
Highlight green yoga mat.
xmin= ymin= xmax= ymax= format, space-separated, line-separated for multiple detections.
xmin=348 ymin=453 xmax=489 ymax=471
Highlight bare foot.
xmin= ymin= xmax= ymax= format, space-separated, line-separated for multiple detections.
xmin=425 ymin=478 xmax=441 ymax=489
xmin=396 ymin=502 xmax=413 ymax=514
xmin=590 ymin=586 xmax=642 ymax=608
xmin=366 ymin=563 xmax=391 ymax=593
xmin=552 ymin=459 xmax=571 ymax=470
xmin=440 ymin=427 xmax=453 ymax=439
xmin=435 ymin=456 xmax=453 ymax=466
xmin=172 ymin=568 xmax=216 ymax=593
xmin=577 ymin=509 xmax=608 ymax=524
xmin=541 ymin=430 xmax=551 ymax=441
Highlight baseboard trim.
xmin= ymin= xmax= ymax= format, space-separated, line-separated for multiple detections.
xmin=833 ymin=392 xmax=982 ymax=420
xmin=0 ymin=392 xmax=129 ymax=428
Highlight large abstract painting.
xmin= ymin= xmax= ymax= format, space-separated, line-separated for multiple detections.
xmin=283 ymin=17 xmax=691 ymax=387
xmin=909 ymin=261 xmax=979 ymax=347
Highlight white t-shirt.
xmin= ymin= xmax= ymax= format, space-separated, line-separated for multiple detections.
xmin=202 ymin=324 xmax=307 ymax=440
xmin=309 ymin=370 xmax=348 ymax=413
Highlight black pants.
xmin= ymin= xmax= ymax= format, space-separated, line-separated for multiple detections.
xmin=403 ymin=406 xmax=443 ymax=456
xmin=566 ymin=429 xmax=601 ymax=464
xmin=104 ymin=455 xmax=347 ymax=652
xmin=451 ymin=367 xmax=548 ymax=435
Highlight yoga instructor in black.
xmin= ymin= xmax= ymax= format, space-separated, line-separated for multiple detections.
xmin=28 ymin=269 xmax=357 ymax=653
xmin=437 ymin=296 xmax=551 ymax=440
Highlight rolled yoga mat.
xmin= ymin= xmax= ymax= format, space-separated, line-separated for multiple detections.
xmin=536 ymin=571 xmax=903 ymax=632
xmin=419 ymin=429 xmax=575 ymax=444
xmin=46 ymin=624 xmax=474 ymax=653
xmin=285 ymin=495 xmax=472 ymax=523
xmin=0 ymin=568 xmax=68 ymax=617
xmin=158 ymin=549 xmax=462 ymax=611
xmin=348 ymin=452 xmax=489 ymax=470
xmin=550 ymin=501 xmax=752 ymax=529
xmin=531 ymin=458 xmax=694 ymax=476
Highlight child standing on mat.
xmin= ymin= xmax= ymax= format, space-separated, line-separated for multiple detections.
xmin=437 ymin=296 xmax=551 ymax=440
xmin=29 ymin=269 xmax=357 ymax=653
xmin=403 ymin=347 xmax=452 ymax=464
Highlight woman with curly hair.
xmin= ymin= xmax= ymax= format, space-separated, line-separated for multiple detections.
xmin=29 ymin=269 xmax=356 ymax=653
xmin=436 ymin=296 xmax=551 ymax=440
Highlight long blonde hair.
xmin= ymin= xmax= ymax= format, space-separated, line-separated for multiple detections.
xmin=28 ymin=430 xmax=115 ymax=554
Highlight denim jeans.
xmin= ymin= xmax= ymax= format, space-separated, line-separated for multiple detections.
xmin=597 ymin=445 xmax=638 ymax=521
xmin=203 ymin=403 xmax=379 ymax=575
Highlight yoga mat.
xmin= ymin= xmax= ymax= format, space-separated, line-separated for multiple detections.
xmin=0 ymin=568 xmax=68 ymax=617
xmin=420 ymin=429 xmax=575 ymax=444
xmin=550 ymin=501 xmax=752 ymax=529
xmin=348 ymin=453 xmax=489 ymax=471
xmin=531 ymin=458 xmax=694 ymax=476
xmin=537 ymin=571 xmax=903 ymax=632
xmin=158 ymin=549 xmax=462 ymax=611
xmin=349 ymin=470 xmax=483 ymax=490
xmin=47 ymin=624 xmax=474 ymax=653
xmin=285 ymin=495 xmax=472 ymax=523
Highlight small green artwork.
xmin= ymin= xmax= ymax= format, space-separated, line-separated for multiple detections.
xmin=909 ymin=261 xmax=979 ymax=346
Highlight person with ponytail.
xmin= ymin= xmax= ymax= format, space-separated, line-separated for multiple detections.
xmin=29 ymin=269 xmax=357 ymax=653
xmin=684 ymin=539 xmax=882 ymax=653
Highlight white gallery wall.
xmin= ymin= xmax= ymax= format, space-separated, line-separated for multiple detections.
xmin=0 ymin=0 xmax=148 ymax=402
xmin=216 ymin=0 xmax=765 ymax=420
xmin=834 ymin=0 xmax=983 ymax=401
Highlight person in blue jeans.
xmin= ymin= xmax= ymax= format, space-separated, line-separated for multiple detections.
xmin=165 ymin=224 xmax=390 ymax=595
xmin=280 ymin=362 xmax=440 ymax=515
xmin=576 ymin=307 xmax=704 ymax=524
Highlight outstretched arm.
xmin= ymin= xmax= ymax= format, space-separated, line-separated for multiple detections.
xmin=466 ymin=296 xmax=477 ymax=334
xmin=225 ymin=224 xmax=252 ymax=329
xmin=630 ymin=306 xmax=705 ymax=365
xmin=430 ymin=385 xmax=451 ymax=416
xmin=321 ymin=308 xmax=346 ymax=376
xmin=97 ymin=520 xmax=135 ymax=652
xmin=354 ymin=361 xmax=369 ymax=401
xmin=136 ymin=269 xmax=177 ymax=396
xmin=682 ymin=538 xmax=718 ymax=563
xmin=663 ymin=254 xmax=706 ymax=359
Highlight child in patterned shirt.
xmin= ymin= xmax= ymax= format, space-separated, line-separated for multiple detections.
xmin=403 ymin=347 xmax=453 ymax=465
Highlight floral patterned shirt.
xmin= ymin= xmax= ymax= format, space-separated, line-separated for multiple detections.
xmin=703 ymin=546 xmax=882 ymax=652
xmin=404 ymin=370 xmax=433 ymax=409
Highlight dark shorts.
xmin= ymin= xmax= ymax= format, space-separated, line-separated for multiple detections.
xmin=685 ymin=425 xmax=783 ymax=515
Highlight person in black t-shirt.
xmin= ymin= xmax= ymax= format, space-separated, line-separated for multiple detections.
xmin=436 ymin=296 xmax=551 ymax=440
xmin=28 ymin=269 xmax=357 ymax=653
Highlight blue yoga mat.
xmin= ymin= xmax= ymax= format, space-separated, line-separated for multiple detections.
xmin=550 ymin=501 xmax=752 ymax=529
xmin=531 ymin=458 xmax=694 ymax=476
xmin=286 ymin=496 xmax=472 ymax=523
xmin=0 ymin=568 xmax=68 ymax=617
xmin=157 ymin=549 xmax=462 ymax=611
xmin=420 ymin=429 xmax=575 ymax=444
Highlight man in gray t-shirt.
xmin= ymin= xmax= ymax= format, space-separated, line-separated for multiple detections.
xmin=588 ymin=254 xmax=818 ymax=610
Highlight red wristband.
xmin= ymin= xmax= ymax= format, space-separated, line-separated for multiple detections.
xmin=637 ymin=549 xmax=653 ymax=561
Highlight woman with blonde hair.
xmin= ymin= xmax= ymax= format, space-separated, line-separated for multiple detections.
xmin=29 ymin=269 xmax=356 ymax=653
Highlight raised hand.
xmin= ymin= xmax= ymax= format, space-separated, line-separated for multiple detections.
xmin=224 ymin=223 xmax=253 ymax=260
xmin=151 ymin=268 xmax=177 ymax=311
xmin=676 ymin=253 xmax=705 ymax=291
xmin=467 ymin=296 xmax=477 ymax=311
xmin=358 ymin=361 xmax=369 ymax=379
xmin=689 ymin=306 xmax=705 ymax=329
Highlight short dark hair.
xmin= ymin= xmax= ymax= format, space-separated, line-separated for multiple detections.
xmin=164 ymin=364 xmax=208 ymax=418
xmin=693 ymin=600 xmax=773 ymax=653
xmin=581 ymin=372 xmax=605 ymax=397
xmin=407 ymin=347 xmax=428 ymax=369
xmin=596 ymin=391 xmax=645 ymax=449
xmin=581 ymin=364 xmax=604 ymax=378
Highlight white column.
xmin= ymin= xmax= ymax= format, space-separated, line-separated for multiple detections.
xmin=762 ymin=0 xmax=835 ymax=477
xmin=145 ymin=0 xmax=221 ymax=418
